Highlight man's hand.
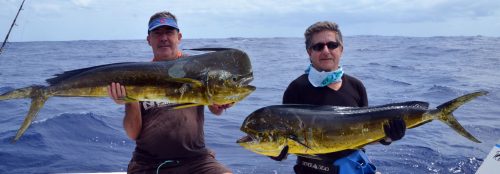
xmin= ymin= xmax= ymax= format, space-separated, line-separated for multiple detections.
xmin=208 ymin=103 xmax=234 ymax=115
xmin=269 ymin=145 xmax=288 ymax=161
xmin=107 ymin=82 xmax=127 ymax=105
xmin=380 ymin=118 xmax=406 ymax=145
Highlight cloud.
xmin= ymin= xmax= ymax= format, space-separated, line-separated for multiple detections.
xmin=2 ymin=0 xmax=499 ymax=41
xmin=71 ymin=0 xmax=94 ymax=8
xmin=168 ymin=0 xmax=500 ymax=23
xmin=30 ymin=3 xmax=63 ymax=15
xmin=18 ymin=0 xmax=500 ymax=23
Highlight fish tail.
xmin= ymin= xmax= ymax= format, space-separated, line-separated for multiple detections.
xmin=11 ymin=85 xmax=50 ymax=143
xmin=0 ymin=86 xmax=40 ymax=100
xmin=430 ymin=91 xmax=487 ymax=143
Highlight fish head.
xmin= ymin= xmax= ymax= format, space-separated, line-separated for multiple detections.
xmin=186 ymin=48 xmax=255 ymax=104
xmin=206 ymin=70 xmax=255 ymax=104
xmin=237 ymin=106 xmax=295 ymax=156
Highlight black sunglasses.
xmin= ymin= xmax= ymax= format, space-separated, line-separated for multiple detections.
xmin=310 ymin=41 xmax=340 ymax=51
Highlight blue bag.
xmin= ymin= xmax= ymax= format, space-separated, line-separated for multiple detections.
xmin=333 ymin=149 xmax=377 ymax=174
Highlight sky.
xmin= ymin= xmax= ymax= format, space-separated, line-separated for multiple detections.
xmin=0 ymin=0 xmax=499 ymax=42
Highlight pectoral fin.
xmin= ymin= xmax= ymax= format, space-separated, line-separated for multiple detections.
xmin=288 ymin=134 xmax=312 ymax=150
xmin=167 ymin=78 xmax=203 ymax=87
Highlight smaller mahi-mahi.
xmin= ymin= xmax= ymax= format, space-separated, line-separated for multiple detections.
xmin=237 ymin=91 xmax=486 ymax=157
xmin=1 ymin=48 xmax=255 ymax=142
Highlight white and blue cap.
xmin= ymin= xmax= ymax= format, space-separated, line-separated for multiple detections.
xmin=148 ymin=17 xmax=179 ymax=32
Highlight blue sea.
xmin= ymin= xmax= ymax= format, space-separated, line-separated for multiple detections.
xmin=0 ymin=36 xmax=499 ymax=174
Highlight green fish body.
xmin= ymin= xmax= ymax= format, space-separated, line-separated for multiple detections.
xmin=1 ymin=48 xmax=255 ymax=142
xmin=237 ymin=91 xmax=486 ymax=157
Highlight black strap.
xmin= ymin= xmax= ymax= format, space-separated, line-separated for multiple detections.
xmin=295 ymin=149 xmax=361 ymax=174
xmin=296 ymin=157 xmax=338 ymax=174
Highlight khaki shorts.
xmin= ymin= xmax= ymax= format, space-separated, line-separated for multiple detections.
xmin=127 ymin=154 xmax=231 ymax=174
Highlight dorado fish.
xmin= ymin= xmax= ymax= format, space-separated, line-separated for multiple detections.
xmin=1 ymin=48 xmax=255 ymax=142
xmin=237 ymin=91 xmax=486 ymax=157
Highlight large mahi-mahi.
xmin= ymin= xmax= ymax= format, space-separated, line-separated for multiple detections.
xmin=237 ymin=91 xmax=486 ymax=157
xmin=1 ymin=48 xmax=255 ymax=142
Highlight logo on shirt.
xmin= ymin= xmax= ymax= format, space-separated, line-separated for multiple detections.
xmin=301 ymin=161 xmax=330 ymax=172
xmin=142 ymin=101 xmax=176 ymax=110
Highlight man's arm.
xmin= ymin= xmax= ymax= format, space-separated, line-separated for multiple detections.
xmin=123 ymin=102 xmax=142 ymax=140
xmin=108 ymin=82 xmax=142 ymax=140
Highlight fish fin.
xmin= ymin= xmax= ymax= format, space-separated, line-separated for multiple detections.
xmin=432 ymin=91 xmax=488 ymax=143
xmin=0 ymin=85 xmax=41 ymax=100
xmin=288 ymin=134 xmax=312 ymax=150
xmin=46 ymin=62 xmax=135 ymax=85
xmin=167 ymin=78 xmax=204 ymax=87
xmin=171 ymin=103 xmax=202 ymax=110
xmin=12 ymin=86 xmax=49 ymax=143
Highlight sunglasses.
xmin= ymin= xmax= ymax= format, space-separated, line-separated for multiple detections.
xmin=310 ymin=41 xmax=340 ymax=51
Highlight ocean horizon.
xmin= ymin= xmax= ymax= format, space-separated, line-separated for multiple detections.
xmin=1 ymin=36 xmax=499 ymax=173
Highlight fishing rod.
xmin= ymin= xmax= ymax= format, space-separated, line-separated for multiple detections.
xmin=0 ymin=0 xmax=27 ymax=55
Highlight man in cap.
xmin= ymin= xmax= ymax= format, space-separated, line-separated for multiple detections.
xmin=108 ymin=11 xmax=233 ymax=174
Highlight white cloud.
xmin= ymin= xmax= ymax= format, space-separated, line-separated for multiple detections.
xmin=1 ymin=0 xmax=499 ymax=41
xmin=30 ymin=3 xmax=63 ymax=15
xmin=71 ymin=0 xmax=94 ymax=8
xmin=143 ymin=0 xmax=499 ymax=32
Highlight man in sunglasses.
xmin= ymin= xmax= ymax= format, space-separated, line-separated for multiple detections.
xmin=107 ymin=11 xmax=233 ymax=174
xmin=269 ymin=21 xmax=406 ymax=174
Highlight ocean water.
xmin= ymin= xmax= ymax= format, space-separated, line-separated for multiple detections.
xmin=0 ymin=36 xmax=499 ymax=174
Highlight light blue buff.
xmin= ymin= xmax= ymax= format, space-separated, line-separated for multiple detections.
xmin=305 ymin=64 xmax=344 ymax=87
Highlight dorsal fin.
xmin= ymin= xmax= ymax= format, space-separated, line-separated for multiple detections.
xmin=288 ymin=134 xmax=312 ymax=150
xmin=46 ymin=62 xmax=134 ymax=85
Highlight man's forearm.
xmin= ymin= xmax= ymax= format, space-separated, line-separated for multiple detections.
xmin=123 ymin=102 xmax=142 ymax=140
